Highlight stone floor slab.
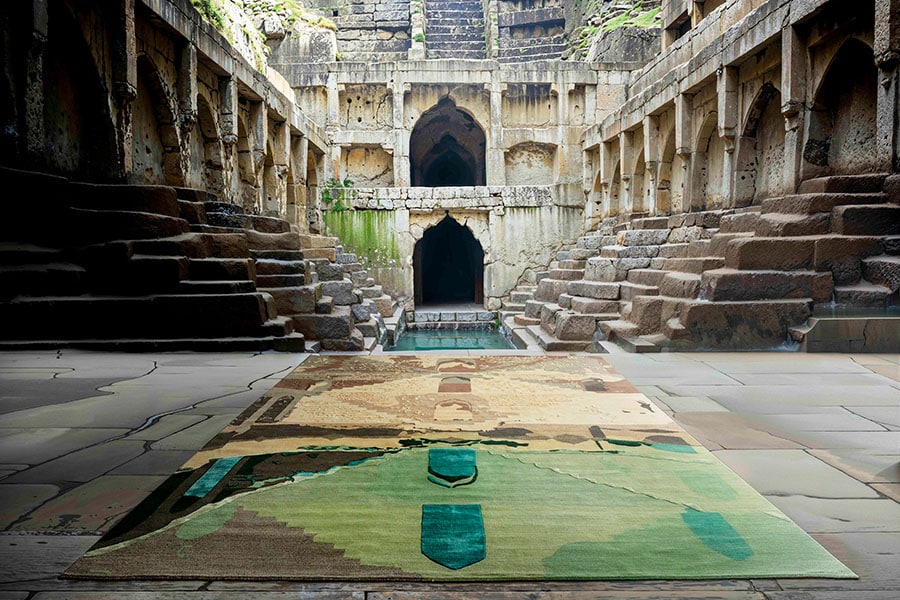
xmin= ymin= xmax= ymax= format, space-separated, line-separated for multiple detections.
xmin=673 ymin=414 xmax=804 ymax=450
xmin=756 ymin=411 xmax=888 ymax=432
xmin=0 ymin=534 xmax=98 ymax=583
xmin=31 ymin=593 xmax=364 ymax=599
xmin=652 ymin=396 xmax=730 ymax=413
xmin=109 ymin=449 xmax=196 ymax=476
xmin=149 ymin=415 xmax=235 ymax=451
xmin=845 ymin=406 xmax=900 ymax=429
xmin=0 ymin=378 xmax=118 ymax=415
xmin=806 ymin=448 xmax=900 ymax=484
xmin=3 ymin=440 xmax=146 ymax=485
xmin=10 ymin=475 xmax=166 ymax=533
xmin=0 ymin=428 xmax=130 ymax=465
xmin=0 ymin=484 xmax=59 ymax=529
xmin=725 ymin=373 xmax=895 ymax=386
xmin=764 ymin=496 xmax=900 ymax=533
xmin=785 ymin=431 xmax=900 ymax=452
xmin=127 ymin=414 xmax=207 ymax=441
xmin=660 ymin=385 xmax=900 ymax=412
xmin=712 ymin=449 xmax=881 ymax=498
xmin=777 ymin=532 xmax=900 ymax=591
xmin=870 ymin=483 xmax=900 ymax=502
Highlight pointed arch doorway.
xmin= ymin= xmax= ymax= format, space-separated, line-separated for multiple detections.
xmin=413 ymin=215 xmax=484 ymax=306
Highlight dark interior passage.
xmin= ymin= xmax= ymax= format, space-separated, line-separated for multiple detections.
xmin=414 ymin=215 xmax=484 ymax=305
xmin=410 ymin=98 xmax=486 ymax=187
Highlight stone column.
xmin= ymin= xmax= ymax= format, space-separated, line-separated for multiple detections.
xmin=619 ymin=130 xmax=634 ymax=215
xmin=486 ymin=76 xmax=506 ymax=186
xmin=391 ymin=80 xmax=410 ymax=186
xmin=675 ymin=92 xmax=693 ymax=212
xmin=325 ymin=73 xmax=341 ymax=182
xmin=110 ymin=0 xmax=137 ymax=179
xmin=178 ymin=43 xmax=197 ymax=132
xmin=294 ymin=133 xmax=309 ymax=231
xmin=555 ymin=82 xmax=574 ymax=185
xmin=219 ymin=77 xmax=237 ymax=201
xmin=643 ymin=114 xmax=660 ymax=214
xmin=717 ymin=65 xmax=738 ymax=208
xmin=875 ymin=0 xmax=900 ymax=172
xmin=24 ymin=0 xmax=48 ymax=165
xmin=781 ymin=25 xmax=806 ymax=194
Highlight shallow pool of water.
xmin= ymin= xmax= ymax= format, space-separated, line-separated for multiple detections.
xmin=385 ymin=328 xmax=516 ymax=351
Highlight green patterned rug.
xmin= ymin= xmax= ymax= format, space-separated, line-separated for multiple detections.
xmin=64 ymin=355 xmax=855 ymax=581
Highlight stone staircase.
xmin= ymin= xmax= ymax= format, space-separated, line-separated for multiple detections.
xmin=425 ymin=0 xmax=486 ymax=59
xmin=331 ymin=0 xmax=411 ymax=63
xmin=497 ymin=4 xmax=567 ymax=63
xmin=0 ymin=167 xmax=393 ymax=352
xmin=602 ymin=174 xmax=900 ymax=351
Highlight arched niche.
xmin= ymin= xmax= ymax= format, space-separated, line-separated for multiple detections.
xmin=43 ymin=0 xmax=117 ymax=180
xmin=133 ymin=54 xmax=182 ymax=185
xmin=734 ymin=82 xmax=784 ymax=206
xmin=803 ymin=39 xmax=878 ymax=178
xmin=196 ymin=94 xmax=224 ymax=197
xmin=413 ymin=215 xmax=485 ymax=306
xmin=410 ymin=97 xmax=486 ymax=187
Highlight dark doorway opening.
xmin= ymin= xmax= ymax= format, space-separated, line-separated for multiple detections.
xmin=413 ymin=215 xmax=484 ymax=305
xmin=410 ymin=97 xmax=486 ymax=187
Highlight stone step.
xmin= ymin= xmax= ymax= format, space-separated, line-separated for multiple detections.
xmin=831 ymin=204 xmax=900 ymax=235
xmin=549 ymin=268 xmax=585 ymax=281
xmin=627 ymin=268 xmax=667 ymax=287
xmin=567 ymin=279 xmax=621 ymax=300
xmin=190 ymin=223 xmax=240 ymax=235
xmin=251 ymin=249 xmax=305 ymax=261
xmin=68 ymin=183 xmax=181 ymax=217
xmin=535 ymin=278 xmax=570 ymax=301
xmin=70 ymin=208 xmax=190 ymax=243
xmin=558 ymin=259 xmax=587 ymax=270
xmin=862 ymin=255 xmax=900 ymax=292
xmin=0 ymin=332 xmax=307 ymax=353
xmin=724 ymin=237 xmax=816 ymax=271
xmin=833 ymin=281 xmax=894 ymax=307
xmin=292 ymin=306 xmax=354 ymax=341
xmin=0 ymin=293 xmax=273 ymax=340
xmin=630 ymin=216 xmax=670 ymax=230
xmin=359 ymin=285 xmax=384 ymax=299
xmin=526 ymin=325 xmax=592 ymax=352
xmin=316 ymin=262 xmax=348 ymax=282
xmin=321 ymin=279 xmax=358 ymax=305
xmin=174 ymin=198 xmax=208 ymax=224
xmin=299 ymin=234 xmax=338 ymax=249
xmin=0 ymin=263 xmax=87 ymax=300
xmin=247 ymin=231 xmax=302 ymax=251
xmin=356 ymin=318 xmax=379 ymax=339
xmin=599 ymin=245 xmax=660 ymax=259
xmin=370 ymin=294 xmax=395 ymax=317
xmin=189 ymin=258 xmax=255 ymax=281
xmin=568 ymin=296 xmax=619 ymax=314
xmin=178 ymin=280 xmax=256 ymax=294
xmin=501 ymin=301 xmax=526 ymax=312
xmin=685 ymin=239 xmax=713 ymax=258
xmin=206 ymin=212 xmax=251 ymax=229
xmin=0 ymin=243 xmax=65 ymax=265
xmin=659 ymin=272 xmax=702 ymax=299
xmin=315 ymin=295 xmax=334 ymax=314
xmin=798 ymin=173 xmax=889 ymax=194
xmin=513 ymin=314 xmax=540 ymax=326
xmin=620 ymin=281 xmax=660 ymax=301
xmin=577 ymin=234 xmax=616 ymax=250
xmin=761 ymin=193 xmax=887 ymax=215
xmin=568 ymin=248 xmax=601 ymax=260
xmin=662 ymin=257 xmax=725 ymax=274
xmin=618 ymin=229 xmax=670 ymax=247
xmin=87 ymin=255 xmax=189 ymax=294
xmin=755 ymin=213 xmax=831 ymax=237
xmin=250 ymin=215 xmax=291 ymax=234
xmin=708 ymin=232 xmax=755 ymax=256
xmin=524 ymin=299 xmax=545 ymax=318
xmin=497 ymin=45 xmax=567 ymax=60
xmin=678 ymin=299 xmax=813 ymax=349
xmin=302 ymin=247 xmax=338 ymax=261
xmin=257 ymin=274 xmax=306 ymax=288
xmin=719 ymin=212 xmax=760 ymax=233
xmin=510 ymin=290 xmax=534 ymax=303
xmin=700 ymin=268 xmax=833 ymax=302
xmin=258 ymin=285 xmax=320 ymax=314
xmin=254 ymin=258 xmax=306 ymax=275
xmin=585 ymin=257 xmax=652 ymax=282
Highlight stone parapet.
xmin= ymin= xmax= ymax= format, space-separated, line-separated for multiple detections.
xmin=344 ymin=186 xmax=555 ymax=210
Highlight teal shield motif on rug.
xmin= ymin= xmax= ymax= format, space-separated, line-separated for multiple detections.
xmin=421 ymin=504 xmax=486 ymax=569
xmin=427 ymin=448 xmax=478 ymax=488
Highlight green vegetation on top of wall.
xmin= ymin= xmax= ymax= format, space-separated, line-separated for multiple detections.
xmin=192 ymin=0 xmax=227 ymax=30
xmin=323 ymin=209 xmax=403 ymax=269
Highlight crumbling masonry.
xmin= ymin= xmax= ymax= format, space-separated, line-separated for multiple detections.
xmin=1 ymin=0 xmax=898 ymax=352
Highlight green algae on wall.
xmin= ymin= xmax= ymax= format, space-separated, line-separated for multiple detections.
xmin=323 ymin=209 xmax=404 ymax=269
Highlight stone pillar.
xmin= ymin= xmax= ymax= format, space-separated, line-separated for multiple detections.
xmin=875 ymin=0 xmax=900 ymax=172
xmin=675 ymin=92 xmax=693 ymax=212
xmin=326 ymin=73 xmax=340 ymax=130
xmin=295 ymin=133 xmax=309 ymax=227
xmin=392 ymin=80 xmax=410 ymax=186
xmin=486 ymin=76 xmax=506 ymax=186
xmin=643 ymin=114 xmax=660 ymax=214
xmin=555 ymin=82 xmax=575 ymax=184
xmin=24 ymin=0 xmax=48 ymax=165
xmin=619 ymin=130 xmax=634 ymax=215
xmin=218 ymin=77 xmax=237 ymax=201
xmin=178 ymin=43 xmax=197 ymax=132
xmin=110 ymin=0 xmax=137 ymax=179
xmin=717 ymin=66 xmax=738 ymax=208
xmin=325 ymin=74 xmax=341 ymax=181
xmin=252 ymin=101 xmax=266 ymax=173
xmin=781 ymin=25 xmax=806 ymax=193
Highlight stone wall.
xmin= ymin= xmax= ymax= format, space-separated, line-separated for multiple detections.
xmin=320 ymin=186 xmax=584 ymax=306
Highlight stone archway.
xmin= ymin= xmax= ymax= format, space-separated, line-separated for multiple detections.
xmin=413 ymin=215 xmax=485 ymax=306
xmin=410 ymin=97 xmax=486 ymax=187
